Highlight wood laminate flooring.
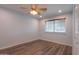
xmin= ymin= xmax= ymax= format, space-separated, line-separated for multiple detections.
xmin=0 ymin=40 xmax=72 ymax=55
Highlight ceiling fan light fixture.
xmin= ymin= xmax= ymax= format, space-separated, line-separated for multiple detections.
xmin=30 ymin=10 xmax=38 ymax=15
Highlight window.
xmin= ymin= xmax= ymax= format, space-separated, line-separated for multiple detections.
xmin=45 ymin=18 xmax=66 ymax=32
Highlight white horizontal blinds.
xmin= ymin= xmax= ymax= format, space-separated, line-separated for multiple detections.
xmin=55 ymin=20 xmax=65 ymax=32
xmin=45 ymin=21 xmax=54 ymax=32
xmin=45 ymin=18 xmax=66 ymax=32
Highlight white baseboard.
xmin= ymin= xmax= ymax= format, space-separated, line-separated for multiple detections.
xmin=41 ymin=39 xmax=72 ymax=46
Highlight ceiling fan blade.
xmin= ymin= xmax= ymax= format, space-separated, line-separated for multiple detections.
xmin=36 ymin=8 xmax=47 ymax=10
xmin=36 ymin=10 xmax=43 ymax=15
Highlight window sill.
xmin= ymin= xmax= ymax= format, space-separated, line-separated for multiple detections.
xmin=44 ymin=32 xmax=67 ymax=34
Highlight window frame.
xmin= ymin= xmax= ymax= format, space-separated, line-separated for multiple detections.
xmin=44 ymin=18 xmax=66 ymax=33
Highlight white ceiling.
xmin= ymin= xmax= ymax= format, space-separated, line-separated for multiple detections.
xmin=0 ymin=4 xmax=73 ymax=19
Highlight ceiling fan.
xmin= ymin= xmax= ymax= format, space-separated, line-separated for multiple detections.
xmin=21 ymin=4 xmax=47 ymax=15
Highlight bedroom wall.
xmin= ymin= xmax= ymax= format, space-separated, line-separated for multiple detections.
xmin=73 ymin=5 xmax=79 ymax=54
xmin=0 ymin=6 xmax=73 ymax=49
xmin=0 ymin=7 xmax=39 ymax=49
xmin=39 ymin=13 xmax=73 ymax=46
